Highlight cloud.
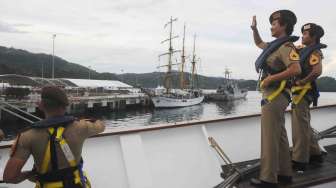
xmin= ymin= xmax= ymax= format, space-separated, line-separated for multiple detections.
xmin=107 ymin=0 xmax=164 ymax=13
xmin=323 ymin=50 xmax=336 ymax=76
xmin=0 ymin=0 xmax=335 ymax=79
xmin=0 ymin=21 xmax=28 ymax=33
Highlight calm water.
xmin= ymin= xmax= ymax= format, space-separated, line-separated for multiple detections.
xmin=91 ymin=91 xmax=336 ymax=130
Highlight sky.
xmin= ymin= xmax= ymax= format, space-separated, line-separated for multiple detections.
xmin=0 ymin=0 xmax=335 ymax=80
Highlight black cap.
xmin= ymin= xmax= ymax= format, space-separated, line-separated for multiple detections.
xmin=301 ymin=23 xmax=324 ymax=38
xmin=41 ymin=86 xmax=69 ymax=107
xmin=269 ymin=10 xmax=297 ymax=26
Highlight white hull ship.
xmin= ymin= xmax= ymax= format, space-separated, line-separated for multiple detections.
xmin=152 ymin=94 xmax=204 ymax=108
xmin=1 ymin=104 xmax=336 ymax=187
xmin=151 ymin=18 xmax=204 ymax=108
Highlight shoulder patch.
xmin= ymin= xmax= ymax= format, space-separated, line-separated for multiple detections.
xmin=289 ymin=48 xmax=300 ymax=61
xmin=309 ymin=53 xmax=321 ymax=65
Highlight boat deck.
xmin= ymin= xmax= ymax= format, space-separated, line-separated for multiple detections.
xmin=221 ymin=144 xmax=336 ymax=188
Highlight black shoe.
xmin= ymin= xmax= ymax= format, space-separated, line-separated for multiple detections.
xmin=309 ymin=154 xmax=324 ymax=164
xmin=292 ymin=160 xmax=307 ymax=172
xmin=278 ymin=175 xmax=292 ymax=185
xmin=250 ymin=178 xmax=278 ymax=188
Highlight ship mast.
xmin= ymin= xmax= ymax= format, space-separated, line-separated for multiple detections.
xmin=191 ymin=34 xmax=197 ymax=90
xmin=158 ymin=17 xmax=180 ymax=94
xmin=180 ymin=24 xmax=186 ymax=90
xmin=224 ymin=67 xmax=232 ymax=84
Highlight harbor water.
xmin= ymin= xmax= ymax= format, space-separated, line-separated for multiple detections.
xmin=1 ymin=92 xmax=336 ymax=188
xmin=94 ymin=91 xmax=336 ymax=131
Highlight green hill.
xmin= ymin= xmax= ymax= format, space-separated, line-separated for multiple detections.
xmin=120 ymin=71 xmax=257 ymax=90
xmin=0 ymin=46 xmax=335 ymax=91
xmin=0 ymin=46 xmax=118 ymax=80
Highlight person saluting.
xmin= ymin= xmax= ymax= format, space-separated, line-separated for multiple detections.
xmin=250 ymin=10 xmax=301 ymax=187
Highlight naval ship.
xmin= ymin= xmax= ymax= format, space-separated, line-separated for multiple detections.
xmin=1 ymin=99 xmax=336 ymax=187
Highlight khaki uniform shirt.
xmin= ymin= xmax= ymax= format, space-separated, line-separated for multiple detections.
xmin=262 ymin=41 xmax=300 ymax=97
xmin=13 ymin=120 xmax=104 ymax=173
xmin=296 ymin=45 xmax=323 ymax=78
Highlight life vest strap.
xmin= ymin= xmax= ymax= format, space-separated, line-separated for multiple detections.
xmin=37 ymin=126 xmax=89 ymax=188
xmin=35 ymin=175 xmax=83 ymax=188
xmin=291 ymin=82 xmax=312 ymax=105
xmin=36 ymin=166 xmax=79 ymax=182
xmin=41 ymin=140 xmax=51 ymax=174
xmin=261 ymin=80 xmax=288 ymax=106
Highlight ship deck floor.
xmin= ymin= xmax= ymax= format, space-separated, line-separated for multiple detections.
xmin=220 ymin=144 xmax=336 ymax=188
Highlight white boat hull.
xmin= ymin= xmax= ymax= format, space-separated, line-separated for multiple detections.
xmin=1 ymin=105 xmax=336 ymax=188
xmin=151 ymin=96 xmax=204 ymax=108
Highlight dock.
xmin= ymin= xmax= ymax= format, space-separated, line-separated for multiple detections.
xmin=0 ymin=75 xmax=152 ymax=121
xmin=0 ymin=93 xmax=151 ymax=119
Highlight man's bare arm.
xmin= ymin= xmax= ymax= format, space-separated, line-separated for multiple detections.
xmin=3 ymin=157 xmax=33 ymax=184
xmin=85 ymin=120 xmax=106 ymax=137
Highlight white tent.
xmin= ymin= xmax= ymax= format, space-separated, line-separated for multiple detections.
xmin=0 ymin=82 xmax=10 ymax=88
xmin=64 ymin=79 xmax=133 ymax=90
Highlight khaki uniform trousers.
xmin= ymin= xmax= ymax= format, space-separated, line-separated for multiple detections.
xmin=260 ymin=93 xmax=292 ymax=183
xmin=291 ymin=98 xmax=321 ymax=163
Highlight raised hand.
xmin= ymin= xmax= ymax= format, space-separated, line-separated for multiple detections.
xmin=251 ymin=15 xmax=257 ymax=31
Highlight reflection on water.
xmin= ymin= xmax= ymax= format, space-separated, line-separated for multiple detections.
xmin=88 ymin=91 xmax=336 ymax=128
xmin=215 ymin=99 xmax=246 ymax=116
xmin=86 ymin=107 xmax=153 ymax=128
xmin=215 ymin=101 xmax=235 ymax=115
xmin=151 ymin=104 xmax=204 ymax=124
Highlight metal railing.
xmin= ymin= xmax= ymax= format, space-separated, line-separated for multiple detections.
xmin=0 ymin=100 xmax=41 ymax=124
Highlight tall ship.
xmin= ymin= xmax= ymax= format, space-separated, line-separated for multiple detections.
xmin=151 ymin=17 xmax=204 ymax=108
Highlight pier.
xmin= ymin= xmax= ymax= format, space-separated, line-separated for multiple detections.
xmin=0 ymin=93 xmax=151 ymax=121
xmin=0 ymin=74 xmax=151 ymax=121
